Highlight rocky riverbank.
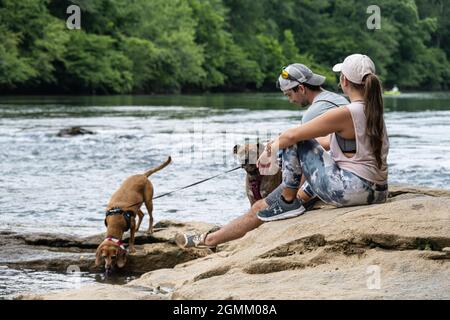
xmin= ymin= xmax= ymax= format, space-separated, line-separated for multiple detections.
xmin=1 ymin=220 xmax=216 ymax=274
xmin=8 ymin=186 xmax=450 ymax=300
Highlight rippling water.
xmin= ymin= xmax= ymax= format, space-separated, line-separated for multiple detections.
xmin=1 ymin=92 xmax=449 ymax=298
xmin=0 ymin=267 xmax=95 ymax=298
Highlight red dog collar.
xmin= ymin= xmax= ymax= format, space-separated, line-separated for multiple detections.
xmin=105 ymin=237 xmax=127 ymax=252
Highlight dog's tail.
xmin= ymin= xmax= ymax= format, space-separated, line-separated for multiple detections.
xmin=144 ymin=156 xmax=172 ymax=177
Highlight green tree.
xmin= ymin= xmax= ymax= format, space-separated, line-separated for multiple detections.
xmin=63 ymin=32 xmax=133 ymax=93
xmin=1 ymin=0 xmax=449 ymax=93
xmin=0 ymin=0 xmax=69 ymax=87
xmin=0 ymin=26 xmax=36 ymax=86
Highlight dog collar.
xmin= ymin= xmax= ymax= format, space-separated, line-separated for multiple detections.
xmin=105 ymin=237 xmax=127 ymax=252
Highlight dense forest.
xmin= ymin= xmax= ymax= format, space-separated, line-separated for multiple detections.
xmin=0 ymin=0 xmax=449 ymax=94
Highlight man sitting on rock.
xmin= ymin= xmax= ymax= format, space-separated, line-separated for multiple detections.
xmin=176 ymin=63 xmax=348 ymax=249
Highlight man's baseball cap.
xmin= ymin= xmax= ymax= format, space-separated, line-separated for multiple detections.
xmin=332 ymin=54 xmax=376 ymax=84
xmin=277 ymin=63 xmax=326 ymax=91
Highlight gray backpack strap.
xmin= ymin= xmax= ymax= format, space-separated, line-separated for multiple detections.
xmin=335 ymin=133 xmax=357 ymax=153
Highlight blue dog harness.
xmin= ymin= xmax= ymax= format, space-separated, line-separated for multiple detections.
xmin=104 ymin=207 xmax=133 ymax=232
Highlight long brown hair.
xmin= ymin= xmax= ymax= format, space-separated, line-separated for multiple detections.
xmin=350 ymin=74 xmax=385 ymax=168
xmin=364 ymin=74 xmax=384 ymax=168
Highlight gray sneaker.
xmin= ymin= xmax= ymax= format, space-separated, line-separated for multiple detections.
xmin=174 ymin=226 xmax=220 ymax=250
xmin=257 ymin=196 xmax=306 ymax=221
xmin=175 ymin=232 xmax=208 ymax=248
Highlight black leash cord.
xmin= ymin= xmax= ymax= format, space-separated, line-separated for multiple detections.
xmin=153 ymin=166 xmax=241 ymax=200
xmin=117 ymin=166 xmax=241 ymax=211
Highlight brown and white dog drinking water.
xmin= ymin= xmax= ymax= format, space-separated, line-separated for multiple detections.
xmin=95 ymin=157 xmax=172 ymax=275
xmin=233 ymin=143 xmax=282 ymax=205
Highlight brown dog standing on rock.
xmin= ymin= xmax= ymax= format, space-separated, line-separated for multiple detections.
xmin=233 ymin=143 xmax=282 ymax=205
xmin=95 ymin=156 xmax=172 ymax=274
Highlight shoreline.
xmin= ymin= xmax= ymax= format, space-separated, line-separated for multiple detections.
xmin=1 ymin=90 xmax=450 ymax=98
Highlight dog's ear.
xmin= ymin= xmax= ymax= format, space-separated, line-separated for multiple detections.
xmin=117 ymin=251 xmax=127 ymax=268
xmin=95 ymin=245 xmax=103 ymax=267
xmin=233 ymin=144 xmax=240 ymax=155
xmin=256 ymin=141 xmax=264 ymax=156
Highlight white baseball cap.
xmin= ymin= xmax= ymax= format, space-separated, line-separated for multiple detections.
xmin=332 ymin=54 xmax=376 ymax=84
xmin=277 ymin=63 xmax=326 ymax=91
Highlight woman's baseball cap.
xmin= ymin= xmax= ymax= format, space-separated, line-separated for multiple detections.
xmin=277 ymin=63 xmax=326 ymax=91
xmin=332 ymin=54 xmax=376 ymax=84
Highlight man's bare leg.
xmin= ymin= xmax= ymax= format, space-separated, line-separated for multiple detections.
xmin=204 ymin=199 xmax=267 ymax=247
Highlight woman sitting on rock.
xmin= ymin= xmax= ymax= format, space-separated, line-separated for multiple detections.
xmin=176 ymin=54 xmax=390 ymax=249
xmin=256 ymin=53 xmax=390 ymax=221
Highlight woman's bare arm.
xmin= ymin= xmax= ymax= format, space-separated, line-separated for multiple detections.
xmin=274 ymin=107 xmax=351 ymax=150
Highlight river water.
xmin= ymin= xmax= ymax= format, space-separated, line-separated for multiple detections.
xmin=1 ymin=92 xmax=449 ymax=298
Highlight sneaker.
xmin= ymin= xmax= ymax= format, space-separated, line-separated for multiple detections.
xmin=257 ymin=196 xmax=306 ymax=222
xmin=175 ymin=232 xmax=207 ymax=248
xmin=174 ymin=226 xmax=220 ymax=250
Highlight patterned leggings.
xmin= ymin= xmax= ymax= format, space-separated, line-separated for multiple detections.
xmin=272 ymin=139 xmax=388 ymax=207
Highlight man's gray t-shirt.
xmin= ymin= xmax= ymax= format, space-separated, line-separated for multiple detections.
xmin=302 ymin=90 xmax=349 ymax=124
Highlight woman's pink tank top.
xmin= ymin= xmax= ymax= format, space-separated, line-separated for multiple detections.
xmin=330 ymin=101 xmax=389 ymax=184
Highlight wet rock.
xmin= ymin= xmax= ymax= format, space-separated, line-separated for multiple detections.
xmin=1 ymin=220 xmax=216 ymax=275
xmin=15 ymin=233 xmax=103 ymax=249
xmin=57 ymin=126 xmax=95 ymax=137
xmin=118 ymin=135 xmax=136 ymax=140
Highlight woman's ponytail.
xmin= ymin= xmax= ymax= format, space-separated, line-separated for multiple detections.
xmin=363 ymin=74 xmax=384 ymax=169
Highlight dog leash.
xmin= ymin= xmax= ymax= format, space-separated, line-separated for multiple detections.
xmin=152 ymin=166 xmax=241 ymax=200
xmin=116 ymin=166 xmax=242 ymax=210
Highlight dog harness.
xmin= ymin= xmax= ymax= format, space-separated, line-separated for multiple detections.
xmin=250 ymin=178 xmax=262 ymax=201
xmin=244 ymin=165 xmax=263 ymax=201
xmin=104 ymin=207 xmax=133 ymax=232
xmin=249 ymin=175 xmax=263 ymax=201
xmin=104 ymin=236 xmax=127 ymax=253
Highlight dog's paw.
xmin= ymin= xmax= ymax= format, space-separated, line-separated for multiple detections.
xmin=129 ymin=246 xmax=137 ymax=254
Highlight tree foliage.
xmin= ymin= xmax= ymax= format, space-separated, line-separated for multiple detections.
xmin=0 ymin=0 xmax=448 ymax=93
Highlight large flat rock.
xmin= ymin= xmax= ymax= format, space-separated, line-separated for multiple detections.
xmin=20 ymin=186 xmax=450 ymax=299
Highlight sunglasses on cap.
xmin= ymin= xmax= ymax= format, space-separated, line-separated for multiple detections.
xmin=275 ymin=66 xmax=307 ymax=89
